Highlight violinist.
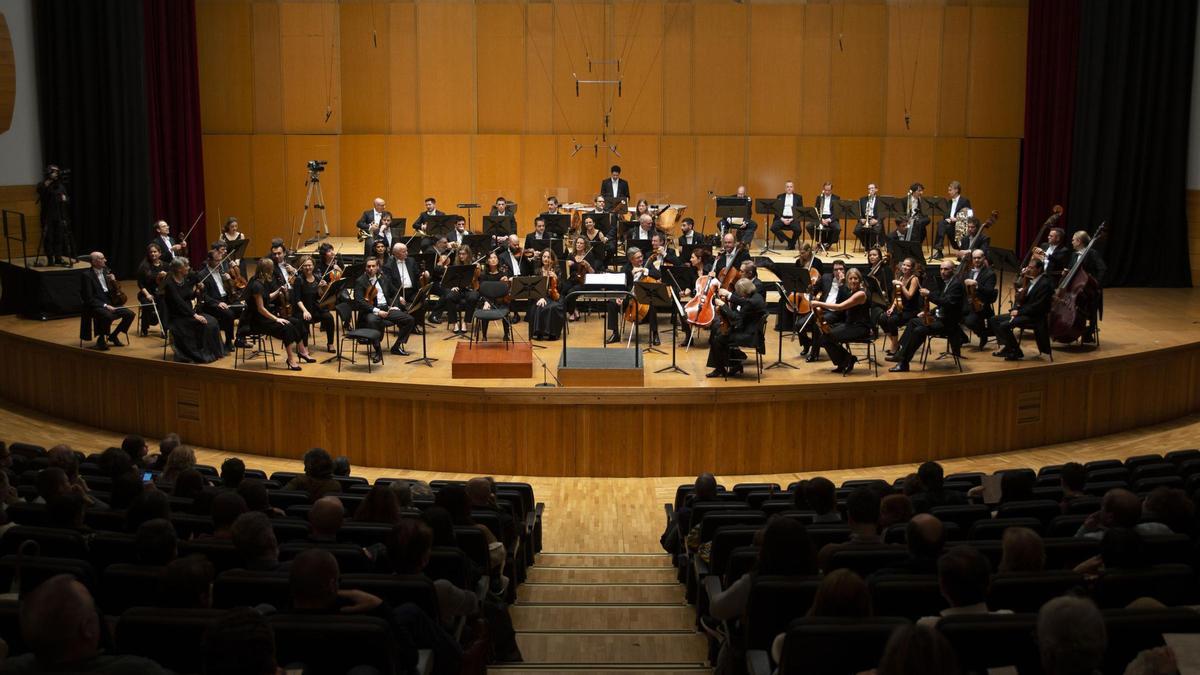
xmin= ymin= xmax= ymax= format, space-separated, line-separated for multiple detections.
xmin=677 ymin=217 xmax=706 ymax=248
xmin=710 ymin=233 xmax=749 ymax=279
xmin=424 ymin=238 xmax=453 ymax=324
xmin=854 ymin=183 xmax=883 ymax=250
xmin=879 ymin=257 xmax=923 ymax=356
xmin=163 ymin=257 xmax=225 ymax=364
xmin=864 ymin=247 xmax=892 ymax=324
xmin=151 ymin=220 xmax=185 ymax=263
xmin=951 ymin=217 xmax=990 ymax=261
xmin=81 ymin=251 xmax=135 ymax=350
xmin=562 ymin=236 xmax=598 ymax=322
xmin=354 ymin=257 xmax=416 ymax=362
xmin=476 ymin=251 xmax=512 ymax=341
xmin=135 ymin=242 xmax=168 ymax=337
xmin=269 ymin=239 xmax=294 ymax=291
xmin=961 ymin=249 xmax=998 ymax=350
xmin=527 ymin=249 xmax=565 ymax=340
xmin=1067 ymin=230 xmax=1106 ymax=344
xmin=778 ymin=243 xmax=824 ymax=333
xmin=501 ymin=234 xmax=532 ymax=280
xmin=448 ymin=216 xmax=470 ymax=248
xmin=605 ymin=247 xmax=661 ymax=345
xmin=992 ymin=258 xmax=1053 ymax=361
xmin=632 ymin=199 xmax=652 ymax=224
xmin=524 ymin=217 xmax=554 ymax=249
xmin=382 ymin=242 xmax=427 ymax=327
xmin=811 ymin=268 xmax=871 ymax=374
xmin=292 ymin=255 xmax=336 ymax=353
xmin=220 ymin=217 xmax=246 ymax=266
xmin=443 ymin=245 xmax=479 ymax=335
xmin=370 ymin=238 xmax=389 ymax=269
xmin=581 ymin=215 xmax=611 ymax=266
xmin=313 ymin=243 xmax=342 ymax=281
xmin=648 ymin=233 xmax=678 ymax=270
xmin=705 ymin=278 xmax=766 ymax=378
xmin=739 ymin=261 xmax=764 ymax=296
xmin=198 ymin=245 xmax=244 ymax=352
xmin=802 ymin=259 xmax=848 ymax=363
xmin=892 ymin=184 xmax=929 ymax=243
xmin=1033 ymin=227 xmax=1071 ymax=276
xmin=243 ymin=258 xmax=305 ymax=368
xmin=887 ymin=260 xmax=965 ymax=373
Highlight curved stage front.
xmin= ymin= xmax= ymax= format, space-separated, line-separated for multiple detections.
xmin=0 ymin=288 xmax=1197 ymax=477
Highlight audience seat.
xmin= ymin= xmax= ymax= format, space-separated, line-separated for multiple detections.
xmin=1 ymin=526 xmax=89 ymax=559
xmin=1064 ymin=495 xmax=1102 ymax=515
xmin=723 ymin=546 xmax=760 ymax=587
xmin=1102 ymin=608 xmax=1200 ymax=675
xmin=115 ymin=607 xmax=226 ymax=673
xmin=967 ymin=517 xmax=1043 ymax=540
xmin=1083 ymin=459 xmax=1122 ymax=472
xmin=99 ymin=564 xmax=166 ymax=614
xmin=1092 ymin=563 xmax=1196 ymax=608
xmin=339 ymin=523 xmax=393 ymax=548
xmin=930 ymin=504 xmax=991 ymax=532
xmin=743 ymin=575 xmax=823 ymax=651
xmin=1122 ymin=454 xmax=1164 ymax=471
xmin=212 ymin=569 xmax=290 ymax=609
xmin=806 ymin=526 xmax=851 ymax=550
xmin=935 ymin=613 xmax=1041 ymax=674
xmin=868 ymin=575 xmax=946 ymax=621
xmin=1047 ymin=514 xmax=1089 ymax=538
xmin=270 ymin=613 xmax=408 ymax=675
xmin=425 ymin=547 xmax=472 ymax=589
xmin=1042 ymin=537 xmax=1100 ymax=570
xmin=827 ymin=548 xmax=910 ymax=577
xmin=995 ymin=499 xmax=1061 ymax=525
xmin=771 ymin=617 xmax=909 ymax=675
xmin=0 ymin=555 xmax=96 ymax=594
xmin=266 ymin=490 xmax=312 ymax=511
xmin=1142 ymin=533 xmax=1191 ymax=564
xmin=87 ymin=531 xmax=139 ymax=572
xmin=5 ymin=502 xmax=46 ymax=526
xmin=270 ymin=519 xmax=311 ymax=544
xmin=83 ymin=509 xmax=127 ymax=533
xmin=340 ymin=573 xmax=441 ymax=622
xmin=178 ymin=539 xmax=243 ymax=573
xmin=697 ymin=511 xmax=766 ymax=545
xmin=170 ymin=513 xmax=215 ymax=539
xmin=1134 ymin=475 xmax=1184 ymax=492
xmin=279 ymin=541 xmax=371 ymax=574
xmin=987 ymin=571 xmax=1086 ymax=613
xmin=1084 ymin=480 xmax=1129 ymax=497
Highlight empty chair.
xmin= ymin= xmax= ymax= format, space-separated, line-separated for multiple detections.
xmin=987 ymin=571 xmax=1085 ymax=613
xmin=761 ymin=501 xmax=803 ymax=517
xmin=868 ymin=575 xmax=946 ymax=621
xmin=0 ymin=526 xmax=89 ymax=559
xmin=266 ymin=490 xmax=312 ymax=511
xmin=1083 ymin=459 xmax=1122 ymax=472
xmin=1141 ymin=533 xmax=1191 ymax=564
xmin=338 ymin=523 xmax=393 ymax=548
xmin=1032 ymin=486 xmax=1065 ymax=501
xmin=1084 ymin=480 xmax=1130 ymax=496
xmin=270 ymin=613 xmax=404 ymax=675
xmin=1122 ymin=454 xmax=1164 ymax=471
xmin=1064 ymin=495 xmax=1102 ymax=515
xmin=1177 ymin=458 xmax=1200 ymax=478
xmin=1129 ymin=462 xmax=1178 ymax=482
xmin=1134 ymin=475 xmax=1184 ymax=492
xmin=1102 ymin=607 xmax=1200 ymax=675
xmin=827 ymin=548 xmax=910 ymax=578
xmin=212 ymin=569 xmax=291 ymax=609
xmin=452 ymin=526 xmax=491 ymax=572
xmin=707 ymin=527 xmax=764 ymax=580
xmin=115 ymin=607 xmax=226 ymax=673
xmin=995 ymin=499 xmax=1061 ymax=525
xmin=170 ymin=513 xmax=214 ymax=539
xmin=723 ymin=546 xmax=760 ymax=587
xmin=733 ymin=483 xmax=780 ymax=498
xmin=1164 ymin=449 xmax=1200 ymax=464
xmin=87 ymin=531 xmax=139 ymax=572
xmin=930 ymin=504 xmax=991 ymax=532
xmin=967 ymin=517 xmax=1043 ymax=540
xmin=270 ymin=519 xmax=311 ymax=544
xmin=936 ymin=613 xmax=1041 ymax=674
xmin=776 ymin=617 xmax=909 ymax=675
xmin=1093 ymin=563 xmax=1196 ymax=608
xmin=83 ymin=509 xmax=127 ymax=533
xmin=1085 ymin=467 xmax=1130 ymax=483
xmin=806 ymin=526 xmax=851 ymax=551
xmin=960 ymin=540 xmax=1003 ymax=570
xmin=743 ymin=576 xmax=823 ymax=651
xmin=1037 ymin=465 xmax=1065 ymax=477
xmin=425 ymin=546 xmax=472 ymax=589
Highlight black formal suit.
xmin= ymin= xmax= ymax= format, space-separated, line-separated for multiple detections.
xmin=80 ymin=268 xmax=134 ymax=342
xmin=889 ymin=213 xmax=929 ymax=245
xmin=961 ymin=266 xmax=997 ymax=342
xmin=356 ymin=208 xmax=386 ymax=233
xmin=993 ymin=274 xmax=1054 ymax=356
xmin=500 ymin=248 xmax=532 ymax=278
xmin=934 ymin=196 xmax=973 ymax=253
xmin=447 ymin=227 xmax=471 ymax=247
xmin=150 ymin=235 xmax=181 ymax=262
xmin=855 ymin=195 xmax=884 ymax=249
xmin=413 ymin=209 xmax=446 ymax=233
xmin=524 ymin=232 xmax=555 ymax=249
xmin=363 ymin=227 xmax=399 ymax=258
xmin=606 ymin=263 xmax=662 ymax=338
xmin=770 ymin=192 xmax=804 ymax=248
xmin=706 ymin=292 xmax=767 ymax=370
xmin=626 ymin=225 xmax=659 ymax=247
xmin=677 ymin=231 xmax=706 ymax=248
xmin=954 ymin=233 xmax=991 ymax=259
xmin=711 ymin=248 xmax=750 ymax=277
xmin=353 ymin=273 xmax=415 ymax=354
xmin=381 ymin=256 xmax=426 ymax=324
xmin=199 ymin=266 xmax=243 ymax=347
xmin=1039 ymin=242 xmax=1072 ymax=277
xmin=600 ymin=178 xmax=630 ymax=208
xmin=806 ymin=193 xmax=842 ymax=247
xmin=895 ymin=277 xmax=966 ymax=364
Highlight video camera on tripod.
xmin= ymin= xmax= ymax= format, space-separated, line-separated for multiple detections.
xmin=297 ymin=160 xmax=330 ymax=246
xmin=306 ymin=160 xmax=327 ymax=180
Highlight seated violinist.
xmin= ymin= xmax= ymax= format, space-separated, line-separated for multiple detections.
xmin=992 ymin=258 xmax=1052 ymax=361
xmin=709 ymin=233 xmax=749 ymax=279
xmin=197 ymin=243 xmax=245 ymax=352
xmin=292 ymin=255 xmax=337 ymax=353
xmin=527 ymin=249 xmax=565 ymax=340
xmin=605 ymin=247 xmax=661 ymax=346
xmin=887 ymin=260 xmax=965 ymax=372
xmin=802 ymin=259 xmax=848 ymax=363
xmin=705 ymin=278 xmax=766 ymax=378
xmin=353 ymin=257 xmax=415 ymax=362
xmin=562 ymin=236 xmax=598 ymax=322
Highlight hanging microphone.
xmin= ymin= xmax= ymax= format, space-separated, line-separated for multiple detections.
xmin=324 ymin=106 xmax=333 ymax=123
xmin=904 ymin=113 xmax=911 ymax=130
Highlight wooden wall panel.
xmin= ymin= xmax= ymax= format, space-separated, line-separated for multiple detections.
xmin=477 ymin=3 xmax=527 ymax=134
xmin=609 ymin=2 xmax=663 ymax=136
xmin=248 ymin=135 xmax=287 ymax=258
xmin=967 ymin=5 xmax=1029 ymax=139
xmin=747 ymin=136 xmax=798 ymax=206
xmin=829 ymin=3 xmax=888 ymax=136
xmin=658 ymin=136 xmax=696 ymax=217
xmin=556 ymin=136 xmax=608 ymax=206
xmin=475 ymin=135 xmax=524 ymax=228
xmin=523 ymin=3 xmax=555 ymax=135
xmin=200 ymin=135 xmax=254 ymax=247
xmin=553 ymin=2 xmax=607 ymax=138
xmin=796 ymin=138 xmax=834 ymax=200
xmin=617 ymin=135 xmax=662 ymax=204
xmin=251 ymin=2 xmax=283 ymax=134
xmin=421 ymin=136 xmax=474 ymax=217
xmin=383 ymin=136 xmax=424 ymax=221
xmin=387 ymin=3 xmax=419 ymax=134
xmin=937 ymin=5 xmax=970 ymax=137
xmin=339 ymin=2 xmax=390 ymax=134
xmin=660 ymin=1 xmax=693 ymax=135
xmin=279 ymin=2 xmax=341 ymax=133
xmin=885 ymin=4 xmax=943 ymax=137
xmin=748 ymin=4 xmax=804 ymax=136
xmin=196 ymin=1 xmax=252 ymax=134
xmin=966 ymin=138 xmax=1021 ymax=249
xmin=691 ymin=3 xmax=748 ymax=135
xmin=694 ymin=137 xmax=746 ymax=208
xmin=800 ymin=4 xmax=832 ymax=135
xmin=521 ymin=135 xmax=559 ymax=224
xmin=338 ymin=135 xmax=390 ymax=234
xmin=416 ymin=2 xmax=476 ymax=134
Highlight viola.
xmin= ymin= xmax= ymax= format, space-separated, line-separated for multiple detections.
xmin=788 ymin=265 xmax=820 ymax=314
xmin=547 ymin=273 xmax=560 ymax=302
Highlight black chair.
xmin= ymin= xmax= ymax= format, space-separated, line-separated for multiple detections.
xmin=1093 ymin=563 xmax=1196 ymax=608
xmin=760 ymin=500 xmax=799 ymax=517
xmin=0 ymin=555 xmax=96 ymax=595
xmin=1123 ymin=454 xmax=1164 ymax=471
xmin=967 ymin=517 xmax=1043 ymax=540
xmin=1142 ymin=533 xmax=1192 ymax=564
xmin=178 ymin=539 xmax=244 ymax=573
xmin=945 ymin=471 xmax=986 ymax=487
xmin=340 ymin=573 xmax=440 ymax=622
xmin=83 ymin=508 xmax=126 ymax=533
xmin=936 ymin=613 xmax=1041 ymax=674
xmin=115 ymin=607 xmax=225 ymax=673
xmin=339 ymin=523 xmax=393 ymax=548
xmin=266 ymin=490 xmax=312 ymax=511
xmin=723 ymin=546 xmax=760 ymax=587
xmin=920 ymin=332 xmax=964 ymax=372
xmin=279 ymin=541 xmax=370 ymax=573
xmin=733 ymin=483 xmax=781 ymax=498
xmin=1134 ymin=475 xmax=1184 ymax=492
xmin=233 ymin=329 xmax=276 ymax=370
xmin=930 ymin=504 xmax=991 ymax=532
xmin=0 ymin=526 xmax=89 ymax=559
xmin=1129 ymin=462 xmax=1177 ymax=482
xmin=1103 ymin=608 xmax=1200 ymax=675
xmin=827 ymin=547 xmax=910 ymax=577
xmin=776 ymin=617 xmax=909 ymax=675
xmin=868 ymin=575 xmax=946 ymax=621
xmin=1064 ymin=495 xmax=1102 ymax=515
xmin=698 ymin=511 xmax=766 ymax=545
xmin=1083 ymin=480 xmax=1129 ymax=496
xmin=425 ymin=546 xmax=472 ymax=589
xmin=99 ymin=564 xmax=166 ymax=614
xmin=726 ymin=315 xmax=768 ymax=382
xmin=271 ymin=613 xmax=405 ymax=675
xmin=743 ymin=575 xmax=824 ymax=651
xmin=987 ymin=571 xmax=1085 ymax=612
xmin=1042 ymin=536 xmax=1100 ymax=570
xmin=212 ymin=569 xmax=291 ymax=609
xmin=170 ymin=513 xmax=215 ymax=539
xmin=452 ymin=526 xmax=492 ymax=573
xmin=88 ymin=531 xmax=139 ymax=572
xmin=707 ymin=527 xmax=763 ymax=580
xmin=1083 ymin=459 xmax=1122 ymax=472
xmin=995 ymin=499 xmax=1061 ymax=525
xmin=1046 ymin=514 xmax=1089 ymax=537
xmin=471 ymin=280 xmax=514 ymax=347
xmin=5 ymin=502 xmax=46 ymax=526
xmin=338 ymin=327 xmax=383 ymax=373
xmin=839 ymin=330 xmax=880 ymax=377
xmin=270 ymin=519 xmax=311 ymax=544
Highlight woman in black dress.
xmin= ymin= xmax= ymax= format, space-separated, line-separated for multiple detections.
xmin=812 ymin=268 xmax=870 ymax=375
xmin=135 ymin=242 xmax=168 ymax=337
xmin=561 ymin=236 xmax=597 ymax=321
xmin=527 ymin=249 xmax=565 ymax=340
xmin=442 ymin=246 xmax=479 ymax=335
xmin=476 ymin=252 xmax=511 ymax=340
xmin=246 ymin=258 xmax=306 ymax=370
xmin=292 ymin=255 xmax=335 ymax=353
xmin=162 ymin=258 xmax=225 ymax=363
xmin=581 ymin=215 xmax=611 ymax=268
xmin=864 ymin=247 xmax=892 ymax=328
xmin=878 ymin=256 xmax=922 ymax=356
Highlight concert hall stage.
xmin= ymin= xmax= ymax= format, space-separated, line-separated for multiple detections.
xmin=0 ymin=287 xmax=1197 ymax=478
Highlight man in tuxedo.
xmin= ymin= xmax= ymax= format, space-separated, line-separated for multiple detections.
xmin=353 ymin=258 xmax=415 ymax=362
xmin=81 ymin=252 xmax=134 ymax=350
xmin=801 ymin=259 xmax=848 ymax=362
xmin=524 ymin=217 xmax=554 ymax=249
xmin=770 ymin=181 xmax=803 ymax=249
xmin=1067 ymin=229 xmax=1106 ymax=343
xmin=1035 ymin=228 xmax=1072 ymax=277
xmin=959 ymin=249 xmax=998 ymax=350
xmin=382 ymin=242 xmax=425 ymax=334
xmin=677 ymin=217 xmax=705 ymax=247
xmin=855 ymin=183 xmax=883 ymax=250
xmin=600 ymin=165 xmax=630 ymax=212
xmin=355 ymin=197 xmax=388 ymax=236
xmin=647 ymin=233 xmax=679 ymax=269
xmin=888 ymin=260 xmax=966 ymax=372
xmin=489 ymin=197 xmax=515 ymax=218
xmin=150 ymin=220 xmax=185 ymax=263
xmin=709 ymin=233 xmax=750 ymax=279
xmin=268 ymin=239 xmax=292 ymax=291
xmin=705 ymin=279 xmax=766 ymax=378
xmin=952 ymin=217 xmax=991 ymax=261
xmin=992 ymin=258 xmax=1053 ymax=361
xmin=447 ymin=216 xmax=470 ymax=248
xmin=806 ymin=182 xmax=841 ymax=250
xmin=501 ymin=234 xmax=531 ymax=278
xmin=412 ymin=197 xmax=444 ymax=233
xmin=716 ymin=185 xmax=756 ymax=245
xmin=629 ymin=214 xmax=657 ymax=245
xmin=542 ymin=196 xmax=563 ymax=216
xmin=198 ymin=245 xmax=244 ymax=351
xmin=363 ymin=212 xmax=398 ymax=258
xmin=605 ymin=247 xmax=661 ymax=346
xmin=933 ymin=181 xmax=972 ymax=260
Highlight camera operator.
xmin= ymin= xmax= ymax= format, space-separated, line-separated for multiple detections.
xmin=37 ymin=165 xmax=72 ymax=266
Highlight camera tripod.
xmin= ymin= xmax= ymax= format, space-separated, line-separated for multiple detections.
xmin=296 ymin=169 xmax=330 ymax=247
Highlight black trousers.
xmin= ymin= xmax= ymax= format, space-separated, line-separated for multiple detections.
xmin=934 ymin=220 xmax=955 ymax=250
xmin=879 ymin=308 xmax=917 ymax=337
xmin=806 ymin=220 xmax=840 ymax=247
xmin=442 ymin=288 xmax=479 ymax=323
xmin=706 ymin=330 xmax=751 ymax=369
xmin=205 ymin=304 xmax=241 ymax=347
xmin=364 ymin=308 xmax=415 ymax=351
xmin=817 ymin=322 xmax=871 ymax=366
xmin=771 ymin=218 xmax=801 ymax=247
xmin=301 ymin=308 xmax=336 ymax=346
xmin=854 ymin=222 xmax=882 ymax=250
xmin=963 ymin=309 xmax=993 ymax=339
xmin=94 ymin=306 xmax=134 ymax=339
xmin=993 ymin=313 xmax=1039 ymax=353
xmin=895 ymin=317 xmax=954 ymax=364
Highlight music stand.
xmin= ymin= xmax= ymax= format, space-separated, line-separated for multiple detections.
xmin=422 ymin=215 xmax=457 ymax=242
xmin=754 ymin=198 xmax=779 ymax=254
xmin=439 ymin=264 xmax=477 ymax=341
xmin=795 ymin=206 xmax=820 ymax=247
xmin=766 ymin=265 xmax=809 ymax=370
xmin=483 ymin=216 xmax=515 ymax=240
xmin=542 ymin=214 xmax=571 ymax=239
xmin=887 ymin=239 xmax=926 ymax=268
xmin=404 ymin=284 xmax=437 ymax=366
xmin=988 ymin=247 xmax=1021 ymax=308
xmin=923 ymin=197 xmax=949 ymax=252
xmin=876 ymin=197 xmax=904 ymax=242
xmin=509 ymin=275 xmax=548 ymax=349
xmin=462 ymin=234 xmax=494 ymax=256
xmin=224 ymin=237 xmax=249 ymax=262
xmin=456 ymin=203 xmax=480 ymax=230
xmin=632 ymin=280 xmax=670 ymax=356
xmin=830 ymin=200 xmax=859 ymax=260
xmin=318 ymin=276 xmax=355 ymax=365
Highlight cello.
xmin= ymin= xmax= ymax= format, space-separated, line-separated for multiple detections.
xmin=1048 ymin=223 xmax=1106 ymax=343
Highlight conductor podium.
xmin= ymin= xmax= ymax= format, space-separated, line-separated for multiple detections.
xmin=450 ymin=342 xmax=533 ymax=379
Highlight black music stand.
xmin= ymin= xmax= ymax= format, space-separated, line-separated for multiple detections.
xmin=462 ymin=234 xmax=493 ymax=256
xmin=456 ymin=203 xmax=480 ymax=230
xmin=484 ymin=216 xmax=515 ymax=240
xmin=716 ymin=196 xmax=752 ymax=243
xmin=831 ymin=200 xmax=859 ymax=260
xmin=541 ymin=214 xmax=571 ymax=239
xmin=509 ymin=275 xmax=548 ymax=349
xmin=988 ymin=247 xmax=1021 ymax=308
xmin=657 ymin=268 xmax=689 ymax=375
xmin=876 ymin=197 xmax=904 ymax=242
xmin=766 ymin=265 xmax=810 ymax=370
xmin=887 ymin=239 xmax=926 ymax=268
xmin=592 ymin=211 xmax=618 ymax=239
xmin=225 ymin=237 xmax=249 ymax=262
xmin=755 ymin=198 xmax=780 ymax=253
xmin=422 ymin=215 xmax=457 ymax=243
xmin=405 ymin=284 xmax=437 ymax=366
xmin=795 ymin=206 xmax=820 ymax=248
xmin=440 ymin=264 xmax=477 ymax=342
xmin=923 ymin=197 xmax=949 ymax=251
xmin=319 ymin=277 xmax=355 ymax=365
xmin=632 ymin=280 xmax=670 ymax=356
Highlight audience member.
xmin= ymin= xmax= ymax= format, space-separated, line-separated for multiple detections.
xmin=918 ymin=546 xmax=1010 ymax=626
xmin=388 ymin=519 xmax=479 ymax=625
xmin=879 ymin=493 xmax=914 ymax=531
xmin=998 ymin=470 xmax=1036 ymax=503
xmin=354 ymin=483 xmax=402 ymax=524
xmin=900 ymin=473 xmax=923 ymax=497
xmin=998 ymin=526 xmax=1045 ymax=573
xmin=1142 ymin=486 xmax=1195 ymax=535
xmin=283 ymin=448 xmax=342 ymax=500
xmin=136 ymin=517 xmax=178 ymax=565
xmin=708 ymin=517 xmax=815 ymax=623
xmin=1075 ymin=527 xmax=1145 ymax=579
xmin=48 ymin=445 xmax=87 ymax=492
xmin=163 ymin=555 xmax=215 ymax=608
xmin=220 ymin=457 xmax=246 ymax=489
xmin=1037 ymin=596 xmax=1106 ymax=675
xmin=436 ymin=484 xmax=503 ymax=572
xmin=818 ymin=487 xmax=895 ymax=571
xmin=237 ymin=480 xmax=285 ymax=518
xmin=808 ymin=568 xmax=872 ymax=617
xmin=173 ymin=468 xmax=207 ymax=502
xmin=805 ymin=477 xmax=841 ymax=523
xmin=1076 ymin=488 xmax=1171 ymax=539
xmin=1059 ymin=462 xmax=1087 ymax=512
xmin=33 ymin=467 xmax=69 ymax=504
xmin=159 ymin=445 xmax=197 ymax=485
xmin=120 ymin=435 xmax=150 ymax=467
xmin=232 ymin=511 xmax=285 ymax=571
xmin=874 ymin=513 xmax=945 ymax=576
xmin=390 ymin=481 xmax=421 ymax=513
xmin=911 ymin=461 xmax=965 ymax=512
xmin=663 ymin=472 xmax=717 ymax=555
xmin=333 ymin=456 xmax=351 ymax=477
xmin=207 ymin=491 xmax=248 ymax=539
xmin=421 ymin=506 xmax=459 ymax=548
xmin=202 ymin=608 xmax=278 ymax=675
xmin=97 ymin=446 xmax=135 ymax=479
xmin=876 ymin=623 xmax=960 ymax=675
xmin=306 ymin=495 xmax=344 ymax=543
xmin=151 ymin=433 xmax=181 ymax=472
xmin=126 ymin=490 xmax=171 ymax=531
xmin=46 ymin=493 xmax=88 ymax=532
xmin=109 ymin=470 xmax=144 ymax=510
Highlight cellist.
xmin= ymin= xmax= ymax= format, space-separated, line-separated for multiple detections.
xmin=709 ymin=233 xmax=749 ymax=280
xmin=680 ymin=247 xmax=715 ymax=344
xmin=991 ymin=258 xmax=1053 ymax=361
xmin=705 ymin=278 xmax=766 ymax=378
xmin=605 ymin=246 xmax=661 ymax=345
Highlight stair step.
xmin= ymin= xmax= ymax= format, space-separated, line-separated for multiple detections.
xmin=536 ymin=553 xmax=673 ymax=568
xmin=514 ymin=632 xmax=708 ymax=665
xmin=526 ymin=567 xmax=679 ymax=584
xmin=518 ymin=583 xmax=685 ymax=605
xmin=511 ymin=604 xmax=696 ymax=631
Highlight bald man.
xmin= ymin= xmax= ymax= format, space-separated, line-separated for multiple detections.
xmin=356 ymin=197 xmax=389 ymax=235
xmin=81 ymin=251 xmax=134 ymax=350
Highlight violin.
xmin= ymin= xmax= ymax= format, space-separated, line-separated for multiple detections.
xmin=364 ymin=278 xmax=380 ymax=306
xmin=547 ymin=272 xmax=560 ymax=302
xmin=788 ymin=265 xmax=820 ymax=315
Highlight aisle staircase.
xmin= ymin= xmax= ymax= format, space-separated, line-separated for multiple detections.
xmin=492 ymin=552 xmax=709 ymax=674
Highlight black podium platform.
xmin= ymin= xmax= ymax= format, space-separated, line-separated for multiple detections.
xmin=0 ymin=259 xmax=88 ymax=319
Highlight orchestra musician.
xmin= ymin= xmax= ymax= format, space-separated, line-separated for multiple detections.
xmin=501 ymin=234 xmax=532 ymax=279
xmin=854 ymin=183 xmax=883 ymax=250
xmin=489 ymin=197 xmax=515 ymax=219
xmin=648 ymin=233 xmax=679 ymax=270
xmin=705 ymin=278 xmax=766 ymax=378
xmin=369 ymin=238 xmax=389 ymax=269
xmin=268 ymin=239 xmax=294 ymax=293
xmin=413 ymin=197 xmax=445 ymax=233
xmin=476 ymin=251 xmax=512 ymax=341
xmin=292 ymin=255 xmax=336 ymax=354
xmin=81 ymin=251 xmax=135 ymax=350
xmin=677 ymin=246 xmax=714 ymax=344
xmin=524 ymin=217 xmax=554 ymax=249
xmin=527 ymin=249 xmax=565 ymax=341
xmin=353 ymin=257 xmax=416 ymax=362
xmin=951 ymin=217 xmax=990 ymax=261
xmin=879 ymin=256 xmax=923 ymax=356
xmin=1032 ymin=227 xmax=1071 ymax=277
xmin=422 ymin=238 xmax=452 ymax=324
xmin=961 ymin=249 xmax=998 ymax=350
xmin=629 ymin=213 xmax=657 ymax=245
xmin=739 ymin=261 xmax=764 ymax=297
xmin=801 ymin=259 xmax=848 ymax=363
xmin=992 ymin=257 xmax=1053 ymax=361
xmin=220 ymin=217 xmax=246 ymax=265
xmin=442 ymin=245 xmax=479 ymax=335
xmin=710 ymin=233 xmax=750 ymax=279
xmin=364 ymin=211 xmax=399 ymax=258
xmin=806 ymin=182 xmax=841 ymax=250
xmin=356 ymin=197 xmax=389 ymax=237
xmin=197 ymin=244 xmax=243 ymax=352
xmin=605 ymin=247 xmax=661 ymax=346
xmin=769 ymin=181 xmax=803 ymax=250
xmin=864 ymin=246 xmax=892 ymax=326
xmin=600 ymin=165 xmax=630 ymax=211
xmin=581 ymin=215 xmax=612 ymax=268
xmin=448 ymin=216 xmax=470 ymax=248
xmin=778 ymin=242 xmax=824 ymax=333
xmin=932 ymin=181 xmax=972 ymax=260
xmin=135 ymin=243 xmax=168 ymax=337
xmin=313 ymin=243 xmax=342 ymax=281
xmin=677 ymin=217 xmax=705 ymax=248
xmin=1068 ymin=229 xmax=1107 ymax=344
xmin=899 ymin=183 xmax=930 ymax=243
xmin=382 ymin=242 xmax=427 ymax=330
xmin=562 ymin=236 xmax=599 ymax=322
xmin=811 ymin=268 xmax=872 ymax=374
xmin=632 ymin=199 xmax=652 ymax=224
xmin=716 ymin=186 xmax=757 ymax=245
xmin=542 ymin=196 xmax=563 ymax=217
xmin=150 ymin=220 xmax=185 ymax=263
xmin=887 ymin=260 xmax=966 ymax=372
xmin=164 ymin=257 xmax=225 ymax=364
xmin=590 ymin=195 xmax=617 ymax=238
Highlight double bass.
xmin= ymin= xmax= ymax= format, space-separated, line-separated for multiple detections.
xmin=1048 ymin=223 xmax=1106 ymax=343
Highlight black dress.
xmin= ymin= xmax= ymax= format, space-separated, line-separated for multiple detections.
xmin=879 ymin=276 xmax=922 ymax=337
xmin=136 ymin=259 xmax=167 ymax=333
xmin=441 ymin=266 xmax=480 ymax=324
xmin=817 ymin=292 xmax=871 ymax=366
xmin=163 ymin=277 xmax=225 ymax=363
xmin=292 ymin=274 xmax=336 ymax=347
xmin=526 ymin=273 xmax=565 ymax=339
xmin=246 ymin=279 xmax=305 ymax=345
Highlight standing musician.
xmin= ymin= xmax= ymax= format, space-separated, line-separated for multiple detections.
xmin=802 ymin=259 xmax=848 ymax=363
xmin=677 ymin=217 xmax=706 ymax=247
xmin=163 ymin=257 xmax=225 ymax=364
xmin=524 ymin=217 xmax=554 ymax=249
xmin=37 ymin=164 xmax=71 ymax=266
xmin=879 ymin=257 xmax=923 ymax=356
xmin=292 ymin=255 xmax=336 ymax=354
xmin=448 ymin=216 xmax=470 ymax=248
xmin=413 ymin=197 xmax=445 ymax=233
xmin=951 ymin=217 xmax=990 ymax=261
xmin=443 ymin=245 xmax=479 ymax=335
xmin=562 ymin=236 xmax=599 ymax=322
xmin=705 ymin=278 xmax=766 ymax=378
xmin=992 ymin=257 xmax=1052 ymax=361
xmin=601 ymin=165 xmax=630 ymax=212
xmin=806 ymin=182 xmax=841 ymax=250
xmin=364 ymin=211 xmax=399 ymax=257
xmin=901 ymin=183 xmax=930 ymax=244
xmin=135 ymin=243 xmax=168 ymax=337
xmin=932 ymin=181 xmax=972 ymax=260
xmin=716 ymin=186 xmax=757 ymax=245
xmin=198 ymin=244 xmax=243 ymax=352
xmin=887 ymin=260 xmax=966 ymax=372
xmin=356 ymin=197 xmax=389 ymax=237
xmin=811 ymin=268 xmax=871 ymax=375
xmin=855 ymin=183 xmax=883 ymax=250
xmin=1033 ymin=227 xmax=1072 ymax=277
xmin=770 ymin=181 xmax=803 ymax=250
xmin=81 ymin=251 xmax=134 ymax=350
xmin=527 ymin=249 xmax=565 ymax=341
xmin=354 ymin=257 xmax=416 ymax=362
xmin=151 ymin=220 xmax=186 ymax=263
xmin=605 ymin=247 xmax=661 ymax=346
xmin=710 ymin=233 xmax=750 ymax=279
xmin=382 ymin=242 xmax=427 ymax=332
xmin=961 ymin=248 xmax=998 ymax=350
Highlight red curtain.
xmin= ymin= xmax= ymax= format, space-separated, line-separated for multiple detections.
xmin=143 ymin=0 xmax=206 ymax=264
xmin=1017 ymin=0 xmax=1081 ymax=253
